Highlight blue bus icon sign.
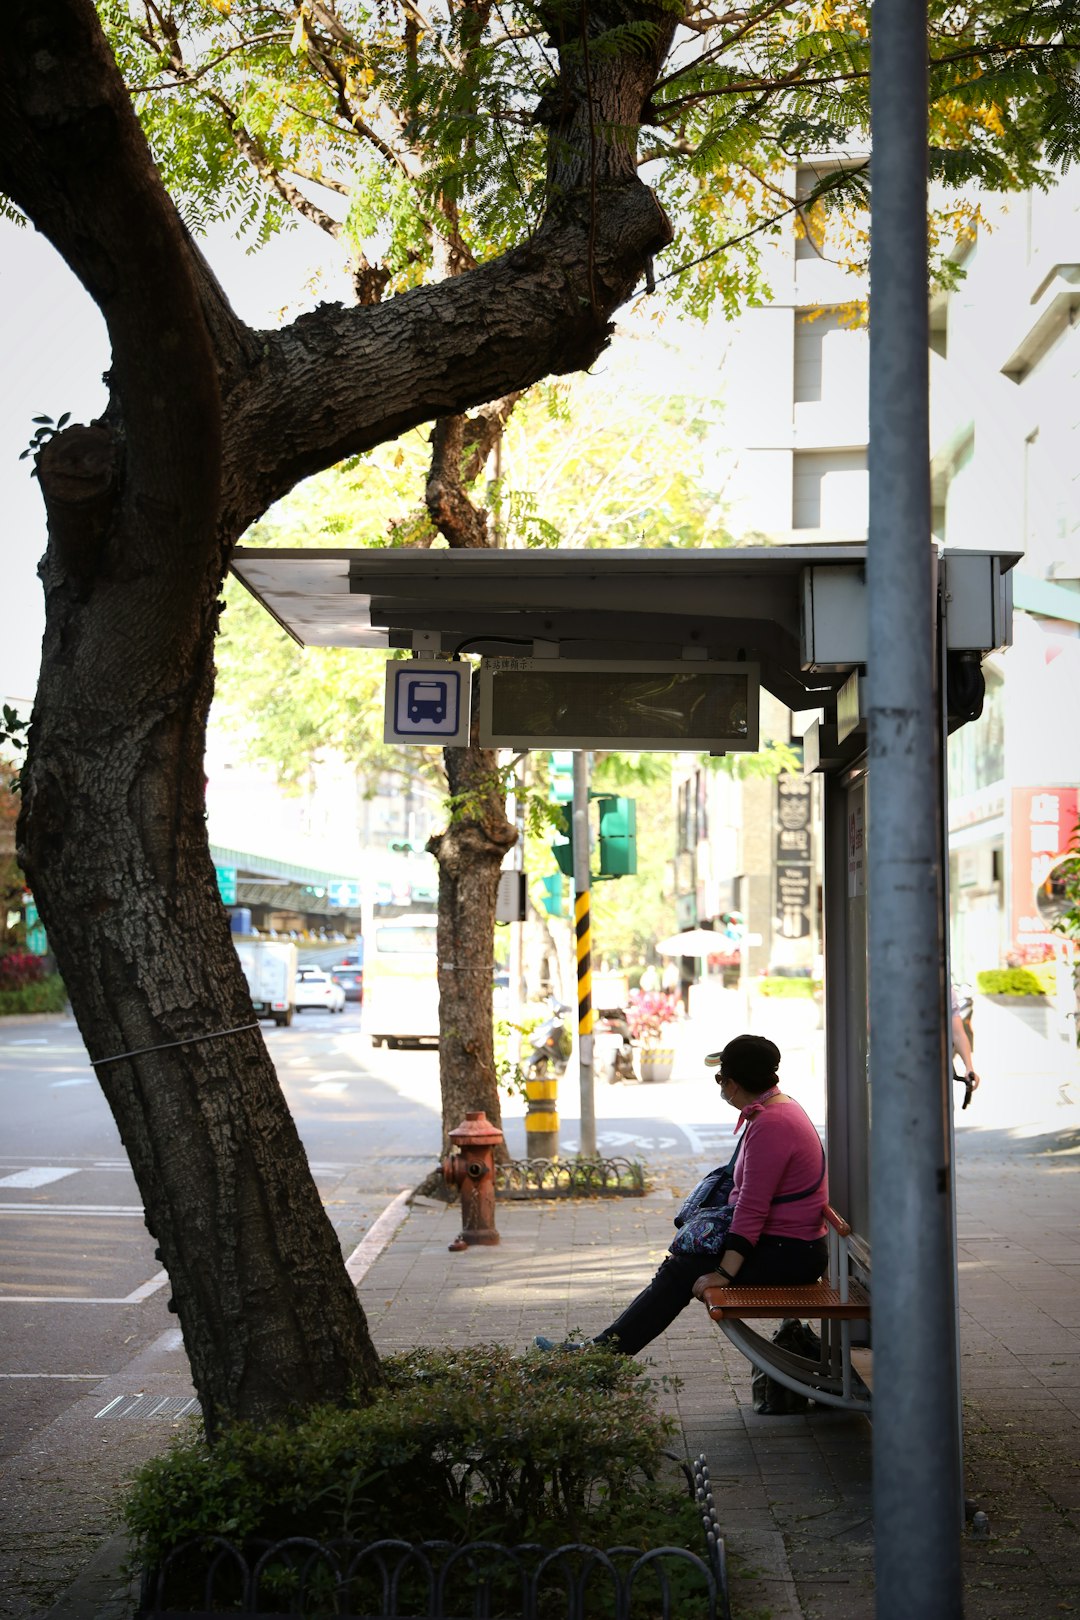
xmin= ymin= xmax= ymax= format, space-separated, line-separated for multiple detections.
xmin=407 ymin=679 xmax=448 ymax=723
xmin=385 ymin=660 xmax=470 ymax=745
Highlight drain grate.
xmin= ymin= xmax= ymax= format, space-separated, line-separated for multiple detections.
xmin=95 ymin=1393 xmax=201 ymax=1421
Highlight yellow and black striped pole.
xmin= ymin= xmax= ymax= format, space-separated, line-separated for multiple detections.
xmin=572 ymin=751 xmax=597 ymax=1157
xmin=524 ymin=1063 xmax=560 ymax=1162
xmin=525 ymin=751 xmax=560 ymax=1159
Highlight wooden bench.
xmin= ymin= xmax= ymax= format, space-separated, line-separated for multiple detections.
xmin=697 ymin=1205 xmax=871 ymax=1412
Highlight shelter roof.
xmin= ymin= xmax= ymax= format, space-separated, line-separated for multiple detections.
xmin=230 ymin=544 xmax=872 ymax=710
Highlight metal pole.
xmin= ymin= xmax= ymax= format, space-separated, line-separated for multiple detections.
xmin=508 ymin=757 xmax=526 ymax=1053
xmin=572 ymin=751 xmax=597 ymax=1157
xmin=868 ymin=2 xmax=964 ymax=1616
xmin=938 ymin=588 xmax=967 ymax=1512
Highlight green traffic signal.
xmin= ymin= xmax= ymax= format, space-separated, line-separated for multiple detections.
xmin=547 ymin=795 xmax=637 ymax=882
xmin=596 ymin=795 xmax=637 ymax=877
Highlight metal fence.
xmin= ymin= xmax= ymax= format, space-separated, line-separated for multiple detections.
xmin=139 ymin=1454 xmax=727 ymax=1620
xmin=494 ymin=1157 xmax=646 ymax=1199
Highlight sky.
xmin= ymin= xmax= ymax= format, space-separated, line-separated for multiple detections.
xmin=0 ymin=215 xmax=355 ymax=707
xmin=0 ymin=201 xmax=728 ymax=711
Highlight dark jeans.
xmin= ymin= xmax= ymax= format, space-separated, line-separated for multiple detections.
xmin=594 ymin=1235 xmax=828 ymax=1357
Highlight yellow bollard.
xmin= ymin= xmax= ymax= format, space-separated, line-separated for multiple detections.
xmin=524 ymin=1071 xmax=559 ymax=1161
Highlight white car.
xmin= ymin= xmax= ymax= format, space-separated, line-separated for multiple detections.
xmin=294 ymin=969 xmax=346 ymax=1014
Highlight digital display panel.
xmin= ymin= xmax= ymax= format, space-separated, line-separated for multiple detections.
xmin=478 ymin=659 xmax=759 ymax=751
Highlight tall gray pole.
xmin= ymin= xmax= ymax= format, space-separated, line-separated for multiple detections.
xmin=571 ymin=751 xmax=597 ymax=1157
xmin=868 ymin=2 xmax=964 ymax=1616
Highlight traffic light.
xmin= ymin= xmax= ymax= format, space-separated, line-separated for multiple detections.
xmin=552 ymin=827 xmax=575 ymax=879
xmin=547 ymin=796 xmax=637 ymax=882
xmin=539 ymin=872 xmax=565 ymax=916
xmin=549 ymin=751 xmax=574 ymax=804
xmin=596 ymin=795 xmax=637 ymax=878
xmin=719 ymin=910 xmax=746 ymax=941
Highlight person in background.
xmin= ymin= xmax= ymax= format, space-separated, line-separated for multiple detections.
xmin=951 ymin=982 xmax=980 ymax=1106
xmin=638 ymin=962 xmax=660 ymax=992
xmin=535 ymin=1034 xmax=828 ymax=1356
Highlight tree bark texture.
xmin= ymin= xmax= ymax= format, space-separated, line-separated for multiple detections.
xmin=423 ymin=398 xmax=521 ymax=1146
xmin=429 ymin=679 xmax=517 ymax=1153
xmin=0 ymin=0 xmax=677 ymax=1426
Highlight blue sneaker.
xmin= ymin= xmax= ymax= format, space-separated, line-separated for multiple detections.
xmin=533 ymin=1335 xmax=584 ymax=1352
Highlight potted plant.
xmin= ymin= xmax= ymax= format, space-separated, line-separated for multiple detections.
xmin=627 ymin=989 xmax=680 ymax=1082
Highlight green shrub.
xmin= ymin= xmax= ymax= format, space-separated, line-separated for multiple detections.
xmin=976 ymin=966 xmax=1056 ymax=997
xmin=0 ymin=974 xmax=68 ymax=1016
xmin=753 ymin=976 xmax=821 ymax=999
xmin=125 ymin=1345 xmax=694 ymax=1573
xmin=494 ymin=1013 xmax=544 ymax=1099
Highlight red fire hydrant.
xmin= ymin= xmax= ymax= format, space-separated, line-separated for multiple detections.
xmin=442 ymin=1110 xmax=504 ymax=1251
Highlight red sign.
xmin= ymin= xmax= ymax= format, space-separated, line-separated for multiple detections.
xmin=1010 ymin=785 xmax=1078 ymax=950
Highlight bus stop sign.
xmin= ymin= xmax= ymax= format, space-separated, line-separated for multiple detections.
xmin=383 ymin=661 xmax=471 ymax=747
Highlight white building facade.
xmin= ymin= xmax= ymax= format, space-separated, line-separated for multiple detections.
xmin=933 ymin=179 xmax=1080 ymax=982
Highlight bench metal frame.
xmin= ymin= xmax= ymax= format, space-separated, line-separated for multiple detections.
xmin=699 ymin=1206 xmax=871 ymax=1413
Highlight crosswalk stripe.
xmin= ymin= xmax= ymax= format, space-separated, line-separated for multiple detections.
xmin=0 ymin=1167 xmax=77 ymax=1189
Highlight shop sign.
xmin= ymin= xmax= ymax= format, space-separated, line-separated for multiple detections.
xmin=847 ymin=802 xmax=865 ymax=898
xmin=1010 ymin=786 xmax=1078 ymax=949
xmin=776 ymin=772 xmax=813 ymax=938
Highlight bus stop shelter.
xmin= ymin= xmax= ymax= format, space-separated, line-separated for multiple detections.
xmin=233 ymin=539 xmax=1017 ymax=1610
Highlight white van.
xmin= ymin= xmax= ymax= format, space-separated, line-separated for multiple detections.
xmin=234 ymin=939 xmax=298 ymax=1027
xmin=361 ymin=913 xmax=439 ymax=1047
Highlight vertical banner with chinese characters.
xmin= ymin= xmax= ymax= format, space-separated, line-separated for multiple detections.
xmin=1010 ymin=786 xmax=1079 ymax=954
xmin=775 ymin=772 xmax=813 ymax=940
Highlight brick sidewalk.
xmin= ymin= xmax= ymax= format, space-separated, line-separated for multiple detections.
xmin=12 ymin=1123 xmax=1080 ymax=1619
xmin=365 ymin=1190 xmax=873 ymax=1620
xmin=361 ymin=1123 xmax=1080 ymax=1620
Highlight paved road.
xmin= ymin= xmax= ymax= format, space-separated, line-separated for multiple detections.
xmin=0 ymin=1009 xmax=418 ymax=1462
xmin=0 ymin=1007 xmax=746 ymax=1473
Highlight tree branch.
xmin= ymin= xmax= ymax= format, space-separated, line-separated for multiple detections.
xmin=655 ymin=36 xmax=1078 ymax=115
xmin=424 ymin=394 xmax=521 ymax=547
xmin=0 ymin=0 xmax=226 ymax=555
xmin=222 ymin=172 xmax=671 ymax=532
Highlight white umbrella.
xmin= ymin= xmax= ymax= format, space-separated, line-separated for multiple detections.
xmin=656 ymin=929 xmax=734 ymax=956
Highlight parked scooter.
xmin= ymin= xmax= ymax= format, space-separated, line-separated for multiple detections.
xmin=525 ymin=997 xmax=573 ymax=1078
xmin=594 ymin=1006 xmax=638 ymax=1084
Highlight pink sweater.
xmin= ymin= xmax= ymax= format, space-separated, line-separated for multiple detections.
xmin=726 ymin=1094 xmax=828 ymax=1249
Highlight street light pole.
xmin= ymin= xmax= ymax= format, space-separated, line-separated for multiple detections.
xmin=868 ymin=2 xmax=964 ymax=1616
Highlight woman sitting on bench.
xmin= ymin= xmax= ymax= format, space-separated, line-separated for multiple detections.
xmin=535 ymin=1034 xmax=828 ymax=1357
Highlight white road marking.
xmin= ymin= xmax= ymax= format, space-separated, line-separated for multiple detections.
xmin=0 ymin=1266 xmax=168 ymax=1304
xmin=680 ymin=1123 xmax=706 ymax=1155
xmin=0 ymin=1202 xmax=142 ymax=1215
xmin=344 ymin=1188 xmax=412 ymax=1285
xmin=0 ymin=1372 xmax=108 ymax=1380
xmin=0 ymin=1167 xmax=77 ymax=1189
xmin=124 ymin=1269 xmax=170 ymax=1302
xmin=8 ymin=1039 xmax=48 ymax=1047
xmin=50 ymin=1076 xmax=95 ymax=1088
xmin=0 ymin=1157 xmax=127 ymax=1169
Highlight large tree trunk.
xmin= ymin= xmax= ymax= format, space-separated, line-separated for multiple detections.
xmin=0 ymin=0 xmax=676 ymax=1427
xmin=429 ymin=681 xmax=517 ymax=1151
xmin=421 ymin=397 xmax=521 ymax=1151
xmin=22 ymin=536 xmax=380 ymax=1438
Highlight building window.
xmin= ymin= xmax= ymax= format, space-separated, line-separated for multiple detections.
xmin=795 ymin=165 xmax=836 ymax=261
xmin=792 ymin=449 xmax=868 ymax=530
xmin=793 ymin=309 xmax=868 ymax=405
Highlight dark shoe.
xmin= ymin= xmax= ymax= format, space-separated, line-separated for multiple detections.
xmin=534 ymin=1335 xmax=584 ymax=1352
